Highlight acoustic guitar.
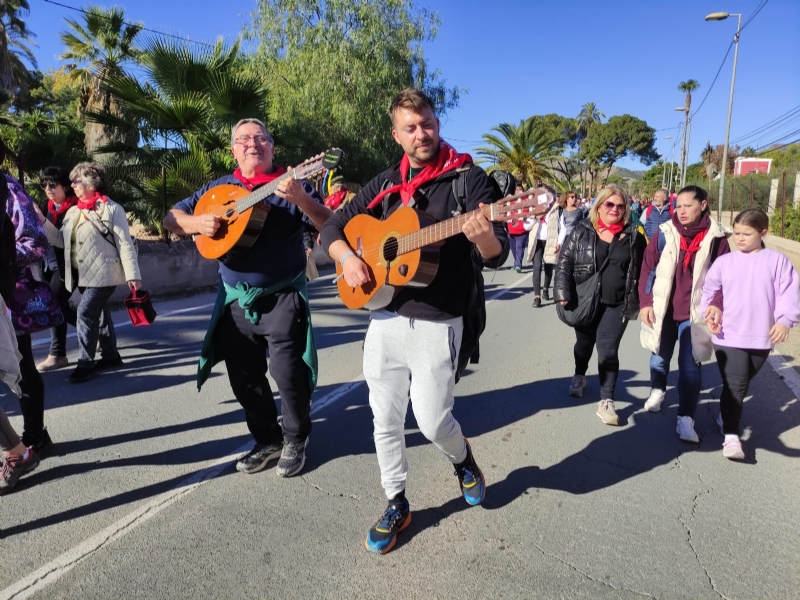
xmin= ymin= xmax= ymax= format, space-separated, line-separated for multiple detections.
xmin=193 ymin=149 xmax=343 ymax=263
xmin=336 ymin=187 xmax=556 ymax=309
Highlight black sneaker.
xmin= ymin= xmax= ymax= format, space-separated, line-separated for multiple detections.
xmin=532 ymin=296 xmax=542 ymax=308
xmin=365 ymin=496 xmax=411 ymax=554
xmin=21 ymin=428 xmax=53 ymax=459
xmin=276 ymin=438 xmax=308 ymax=477
xmin=236 ymin=441 xmax=283 ymax=474
xmin=96 ymin=356 xmax=123 ymax=371
xmin=0 ymin=448 xmax=40 ymax=495
xmin=454 ymin=438 xmax=485 ymax=506
xmin=68 ymin=365 xmax=97 ymax=383
xmin=542 ymin=289 xmax=550 ymax=301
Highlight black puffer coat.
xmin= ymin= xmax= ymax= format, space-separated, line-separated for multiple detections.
xmin=553 ymin=219 xmax=646 ymax=321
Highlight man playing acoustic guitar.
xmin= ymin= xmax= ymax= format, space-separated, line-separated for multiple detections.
xmin=164 ymin=118 xmax=331 ymax=478
xmin=321 ymin=89 xmax=509 ymax=554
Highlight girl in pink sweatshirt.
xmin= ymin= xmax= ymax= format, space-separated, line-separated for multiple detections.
xmin=701 ymin=209 xmax=800 ymax=460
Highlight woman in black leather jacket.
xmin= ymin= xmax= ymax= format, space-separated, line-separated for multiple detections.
xmin=554 ymin=185 xmax=646 ymax=426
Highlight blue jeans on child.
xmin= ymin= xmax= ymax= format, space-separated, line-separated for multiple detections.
xmin=649 ymin=317 xmax=702 ymax=418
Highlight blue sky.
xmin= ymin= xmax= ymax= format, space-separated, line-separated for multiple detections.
xmin=26 ymin=0 xmax=800 ymax=171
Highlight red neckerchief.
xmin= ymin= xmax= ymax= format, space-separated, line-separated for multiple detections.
xmin=324 ymin=189 xmax=347 ymax=210
xmin=233 ymin=166 xmax=287 ymax=191
xmin=47 ymin=196 xmax=79 ymax=224
xmin=675 ymin=213 xmax=711 ymax=272
xmin=598 ymin=217 xmax=624 ymax=236
xmin=366 ymin=140 xmax=472 ymax=209
xmin=77 ymin=191 xmax=109 ymax=211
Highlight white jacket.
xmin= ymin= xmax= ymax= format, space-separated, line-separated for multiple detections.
xmin=639 ymin=218 xmax=729 ymax=362
xmin=525 ymin=203 xmax=565 ymax=264
xmin=44 ymin=199 xmax=141 ymax=291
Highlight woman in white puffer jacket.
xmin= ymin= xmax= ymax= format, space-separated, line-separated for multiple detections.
xmin=40 ymin=162 xmax=141 ymax=384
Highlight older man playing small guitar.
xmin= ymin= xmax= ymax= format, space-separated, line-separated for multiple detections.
xmin=164 ymin=118 xmax=331 ymax=478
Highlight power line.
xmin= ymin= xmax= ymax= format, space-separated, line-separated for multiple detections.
xmin=42 ymin=0 xmax=218 ymax=49
xmin=754 ymin=127 xmax=800 ymax=152
xmin=755 ymin=138 xmax=799 ymax=156
xmin=692 ymin=0 xmax=769 ymax=119
xmin=731 ymin=104 xmax=800 ymax=144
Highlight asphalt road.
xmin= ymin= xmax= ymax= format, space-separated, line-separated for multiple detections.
xmin=1 ymin=260 xmax=799 ymax=600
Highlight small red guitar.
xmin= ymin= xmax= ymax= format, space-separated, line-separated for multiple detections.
xmin=336 ymin=187 xmax=556 ymax=309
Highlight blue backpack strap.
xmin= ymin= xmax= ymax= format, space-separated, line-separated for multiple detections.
xmin=645 ymin=228 xmax=666 ymax=295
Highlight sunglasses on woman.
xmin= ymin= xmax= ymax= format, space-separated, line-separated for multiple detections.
xmin=41 ymin=182 xmax=58 ymax=190
xmin=603 ymin=201 xmax=626 ymax=211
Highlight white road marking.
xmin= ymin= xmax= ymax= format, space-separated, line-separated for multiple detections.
xmin=2 ymin=273 xmax=527 ymax=599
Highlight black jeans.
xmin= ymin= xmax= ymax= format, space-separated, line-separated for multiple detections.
xmin=45 ymin=268 xmax=77 ymax=357
xmin=16 ymin=333 xmax=45 ymax=443
xmin=531 ymin=238 xmax=553 ymax=296
xmin=573 ymin=303 xmax=629 ymax=399
xmin=714 ymin=345 xmax=770 ymax=434
xmin=215 ymin=290 xmax=312 ymax=445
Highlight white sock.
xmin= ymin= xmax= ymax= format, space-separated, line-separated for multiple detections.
xmin=724 ymin=434 xmax=739 ymax=443
xmin=22 ymin=448 xmax=31 ymax=461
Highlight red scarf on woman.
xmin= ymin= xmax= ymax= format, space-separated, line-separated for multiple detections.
xmin=47 ymin=196 xmax=79 ymax=224
xmin=679 ymin=223 xmax=709 ymax=272
xmin=366 ymin=140 xmax=472 ymax=209
xmin=597 ymin=217 xmax=624 ymax=236
xmin=233 ymin=166 xmax=287 ymax=191
xmin=77 ymin=191 xmax=109 ymax=211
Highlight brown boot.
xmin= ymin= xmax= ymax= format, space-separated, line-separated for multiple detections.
xmin=36 ymin=355 xmax=69 ymax=372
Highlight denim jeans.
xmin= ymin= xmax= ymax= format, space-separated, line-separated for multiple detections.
xmin=76 ymin=286 xmax=119 ymax=366
xmin=649 ymin=317 xmax=702 ymax=418
xmin=509 ymin=233 xmax=529 ymax=268
xmin=46 ymin=268 xmax=78 ymax=357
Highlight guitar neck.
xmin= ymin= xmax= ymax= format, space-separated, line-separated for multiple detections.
xmin=236 ymin=172 xmax=296 ymax=212
xmin=397 ymin=206 xmax=490 ymax=255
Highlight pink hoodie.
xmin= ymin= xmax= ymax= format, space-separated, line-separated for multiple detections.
xmin=700 ymin=248 xmax=800 ymax=350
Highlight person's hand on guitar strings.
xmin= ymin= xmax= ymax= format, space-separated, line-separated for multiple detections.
xmin=462 ymin=203 xmax=502 ymax=260
xmin=342 ymin=253 xmax=371 ymax=288
xmin=196 ymin=213 xmax=221 ymax=238
xmin=276 ymin=167 xmax=314 ymax=207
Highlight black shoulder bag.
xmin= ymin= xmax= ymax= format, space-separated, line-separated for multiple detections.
xmin=556 ymin=242 xmax=614 ymax=328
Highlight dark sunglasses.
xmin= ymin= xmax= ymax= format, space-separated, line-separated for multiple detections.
xmin=41 ymin=182 xmax=58 ymax=190
xmin=603 ymin=201 xmax=626 ymax=211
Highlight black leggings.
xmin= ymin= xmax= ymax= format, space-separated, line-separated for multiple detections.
xmin=17 ymin=333 xmax=45 ymax=443
xmin=714 ymin=345 xmax=770 ymax=435
xmin=573 ymin=303 xmax=629 ymax=399
xmin=531 ymin=239 xmax=553 ymax=296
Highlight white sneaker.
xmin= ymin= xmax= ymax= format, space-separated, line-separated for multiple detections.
xmin=644 ymin=389 xmax=666 ymax=412
xmin=722 ymin=436 xmax=745 ymax=460
xmin=676 ymin=416 xmax=700 ymax=443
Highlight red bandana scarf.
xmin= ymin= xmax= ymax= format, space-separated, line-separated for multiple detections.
xmin=598 ymin=217 xmax=624 ymax=236
xmin=233 ymin=166 xmax=287 ymax=191
xmin=680 ymin=228 xmax=708 ymax=271
xmin=47 ymin=196 xmax=79 ymax=224
xmin=77 ymin=191 xmax=109 ymax=211
xmin=366 ymin=140 xmax=472 ymax=209
xmin=324 ymin=189 xmax=347 ymax=210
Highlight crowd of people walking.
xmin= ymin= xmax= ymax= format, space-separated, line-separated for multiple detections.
xmin=1 ymin=90 xmax=798 ymax=558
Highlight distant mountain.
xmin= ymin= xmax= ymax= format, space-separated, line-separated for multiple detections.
xmin=610 ymin=166 xmax=645 ymax=180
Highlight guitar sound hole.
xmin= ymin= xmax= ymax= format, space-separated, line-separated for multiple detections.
xmin=225 ymin=208 xmax=236 ymax=219
xmin=382 ymin=237 xmax=399 ymax=263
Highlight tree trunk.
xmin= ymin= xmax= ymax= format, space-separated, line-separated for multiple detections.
xmin=83 ymin=74 xmax=138 ymax=158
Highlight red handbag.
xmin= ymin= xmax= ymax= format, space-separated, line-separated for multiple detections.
xmin=124 ymin=289 xmax=157 ymax=326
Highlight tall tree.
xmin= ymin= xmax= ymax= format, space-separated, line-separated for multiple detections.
xmin=0 ymin=0 xmax=36 ymax=97
xmin=580 ymin=115 xmax=658 ymax=190
xmin=245 ymin=0 xmax=460 ymax=182
xmin=56 ymin=5 xmax=142 ymax=156
xmin=677 ymin=79 xmax=699 ymax=184
xmin=475 ymin=117 xmax=566 ymax=188
xmin=575 ymin=102 xmax=605 ymax=194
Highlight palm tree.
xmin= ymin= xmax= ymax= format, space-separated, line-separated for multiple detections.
xmin=56 ymin=5 xmax=142 ymax=156
xmin=0 ymin=0 xmax=37 ymax=97
xmin=576 ymin=102 xmax=605 ymax=194
xmin=86 ymin=37 xmax=270 ymax=233
xmin=677 ymin=79 xmax=699 ymax=185
xmin=475 ymin=117 xmax=566 ymax=188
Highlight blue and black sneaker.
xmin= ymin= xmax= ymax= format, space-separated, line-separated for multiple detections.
xmin=454 ymin=438 xmax=485 ymax=506
xmin=364 ymin=496 xmax=411 ymax=554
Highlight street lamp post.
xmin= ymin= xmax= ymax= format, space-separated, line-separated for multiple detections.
xmin=706 ymin=11 xmax=743 ymax=221
xmin=676 ymin=106 xmax=689 ymax=186
xmin=662 ymin=136 xmax=673 ymax=188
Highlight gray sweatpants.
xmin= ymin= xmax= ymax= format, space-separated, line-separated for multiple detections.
xmin=363 ymin=311 xmax=468 ymax=499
